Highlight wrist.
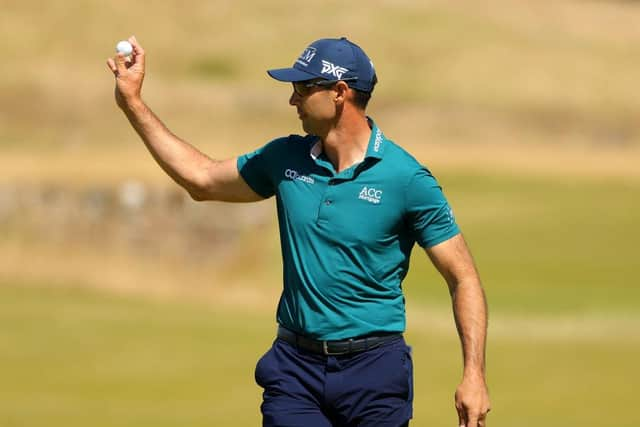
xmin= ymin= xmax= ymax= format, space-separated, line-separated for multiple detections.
xmin=462 ymin=367 xmax=486 ymax=381
xmin=119 ymin=95 xmax=145 ymax=113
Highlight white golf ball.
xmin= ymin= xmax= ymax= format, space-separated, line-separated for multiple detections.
xmin=116 ymin=40 xmax=133 ymax=56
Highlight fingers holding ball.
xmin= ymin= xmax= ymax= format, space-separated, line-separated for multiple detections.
xmin=116 ymin=40 xmax=133 ymax=56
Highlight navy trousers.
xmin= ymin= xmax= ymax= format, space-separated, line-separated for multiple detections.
xmin=255 ymin=336 xmax=413 ymax=427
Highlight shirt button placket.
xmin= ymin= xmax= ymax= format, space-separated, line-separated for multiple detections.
xmin=317 ymin=181 xmax=335 ymax=223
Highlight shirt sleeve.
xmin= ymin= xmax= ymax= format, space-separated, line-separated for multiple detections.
xmin=405 ymin=168 xmax=460 ymax=248
xmin=236 ymin=138 xmax=286 ymax=199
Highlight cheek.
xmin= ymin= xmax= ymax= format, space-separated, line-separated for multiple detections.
xmin=309 ymin=96 xmax=336 ymax=118
xmin=303 ymin=93 xmax=335 ymax=117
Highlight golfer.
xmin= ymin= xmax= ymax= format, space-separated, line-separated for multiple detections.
xmin=107 ymin=36 xmax=490 ymax=427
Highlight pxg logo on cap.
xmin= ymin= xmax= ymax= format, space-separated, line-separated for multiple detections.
xmin=321 ymin=60 xmax=349 ymax=79
xmin=267 ymin=37 xmax=377 ymax=93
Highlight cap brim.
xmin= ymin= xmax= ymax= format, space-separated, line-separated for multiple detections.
xmin=267 ymin=67 xmax=318 ymax=82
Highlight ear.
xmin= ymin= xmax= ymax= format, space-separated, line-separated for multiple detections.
xmin=333 ymin=81 xmax=350 ymax=106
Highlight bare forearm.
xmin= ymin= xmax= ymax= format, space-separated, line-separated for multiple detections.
xmin=426 ymin=235 xmax=491 ymax=423
xmin=121 ymin=98 xmax=217 ymax=198
xmin=451 ymin=278 xmax=488 ymax=377
xmin=107 ymin=37 xmax=261 ymax=203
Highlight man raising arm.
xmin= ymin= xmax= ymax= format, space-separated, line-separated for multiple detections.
xmin=106 ymin=36 xmax=261 ymax=203
xmin=108 ymin=34 xmax=491 ymax=426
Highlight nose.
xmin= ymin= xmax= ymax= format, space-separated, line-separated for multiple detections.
xmin=289 ymin=90 xmax=300 ymax=106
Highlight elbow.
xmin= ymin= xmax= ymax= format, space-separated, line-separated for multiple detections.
xmin=185 ymin=165 xmax=222 ymax=202
xmin=185 ymin=178 xmax=216 ymax=202
xmin=187 ymin=189 xmax=207 ymax=201
xmin=186 ymin=181 xmax=215 ymax=201
xmin=183 ymin=169 xmax=213 ymax=201
xmin=184 ymin=179 xmax=209 ymax=201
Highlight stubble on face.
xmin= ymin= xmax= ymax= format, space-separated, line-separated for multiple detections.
xmin=297 ymin=90 xmax=336 ymax=136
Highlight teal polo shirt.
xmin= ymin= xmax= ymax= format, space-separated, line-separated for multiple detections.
xmin=237 ymin=119 xmax=459 ymax=340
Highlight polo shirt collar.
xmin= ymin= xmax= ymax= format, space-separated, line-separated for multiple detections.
xmin=364 ymin=117 xmax=386 ymax=160
xmin=310 ymin=139 xmax=322 ymax=160
xmin=308 ymin=116 xmax=387 ymax=161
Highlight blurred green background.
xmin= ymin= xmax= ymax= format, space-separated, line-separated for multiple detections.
xmin=1 ymin=1 xmax=639 ymax=426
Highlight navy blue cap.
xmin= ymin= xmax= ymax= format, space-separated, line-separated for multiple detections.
xmin=267 ymin=37 xmax=377 ymax=93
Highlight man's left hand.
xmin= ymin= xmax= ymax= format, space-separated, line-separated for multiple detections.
xmin=455 ymin=374 xmax=491 ymax=426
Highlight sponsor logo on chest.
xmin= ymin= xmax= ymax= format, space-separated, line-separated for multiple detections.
xmin=358 ymin=186 xmax=383 ymax=204
xmin=285 ymin=168 xmax=315 ymax=184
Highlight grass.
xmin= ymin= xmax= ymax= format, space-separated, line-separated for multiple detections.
xmin=405 ymin=172 xmax=640 ymax=314
xmin=0 ymin=284 xmax=271 ymax=427
xmin=1 ymin=283 xmax=638 ymax=427
xmin=2 ymin=171 xmax=637 ymax=317
xmin=1 ymin=170 xmax=638 ymax=426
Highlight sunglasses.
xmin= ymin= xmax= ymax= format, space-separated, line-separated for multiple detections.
xmin=292 ymin=77 xmax=358 ymax=97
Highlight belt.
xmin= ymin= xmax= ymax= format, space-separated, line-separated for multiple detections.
xmin=277 ymin=326 xmax=402 ymax=356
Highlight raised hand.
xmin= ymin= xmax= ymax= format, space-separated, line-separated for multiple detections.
xmin=106 ymin=35 xmax=146 ymax=109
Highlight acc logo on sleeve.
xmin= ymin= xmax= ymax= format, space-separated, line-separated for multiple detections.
xmin=358 ymin=186 xmax=383 ymax=204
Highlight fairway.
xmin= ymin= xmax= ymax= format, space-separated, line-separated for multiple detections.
xmin=405 ymin=172 xmax=640 ymax=314
xmin=0 ymin=284 xmax=271 ymax=427
xmin=1 ymin=283 xmax=638 ymax=427
xmin=1 ymin=173 xmax=639 ymax=426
